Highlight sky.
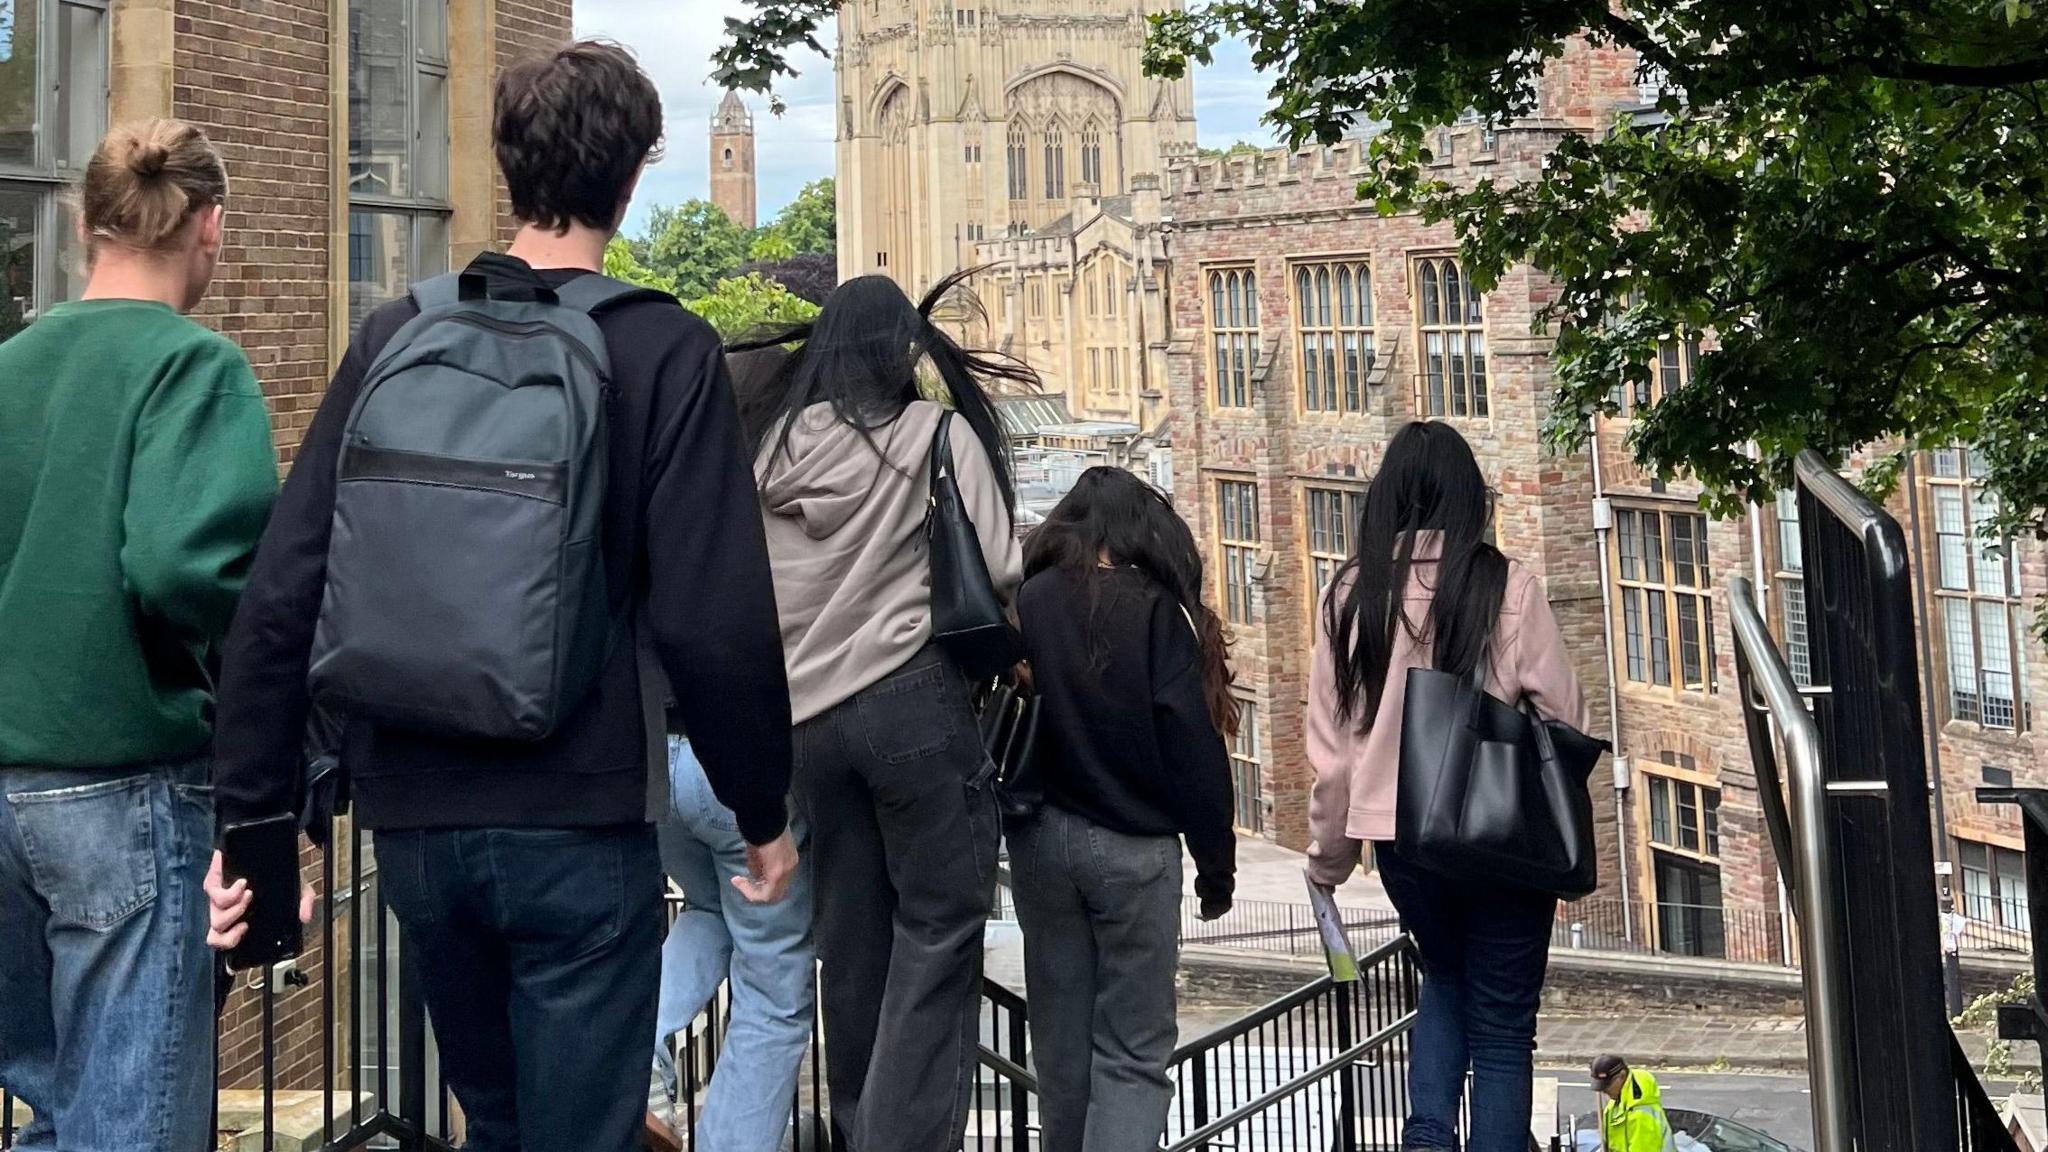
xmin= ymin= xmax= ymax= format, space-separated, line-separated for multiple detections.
xmin=571 ymin=1 xmax=1277 ymax=237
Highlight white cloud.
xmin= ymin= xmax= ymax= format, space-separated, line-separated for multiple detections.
xmin=572 ymin=2 xmax=1274 ymax=235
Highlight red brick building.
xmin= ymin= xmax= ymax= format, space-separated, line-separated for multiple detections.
xmin=1163 ymin=39 xmax=2048 ymax=963
xmin=2 ymin=0 xmax=571 ymax=1110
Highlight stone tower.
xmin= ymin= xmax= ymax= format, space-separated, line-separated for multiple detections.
xmin=833 ymin=0 xmax=1197 ymax=292
xmin=710 ymin=91 xmax=758 ymax=230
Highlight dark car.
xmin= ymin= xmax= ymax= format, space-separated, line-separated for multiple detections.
xmin=1667 ymin=1108 xmax=1807 ymax=1152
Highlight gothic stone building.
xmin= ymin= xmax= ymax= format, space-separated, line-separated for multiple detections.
xmin=1164 ymin=39 xmax=2048 ymax=961
xmin=833 ymin=0 xmax=1193 ymax=425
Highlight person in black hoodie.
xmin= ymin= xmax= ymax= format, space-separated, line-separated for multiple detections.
xmin=203 ymin=42 xmax=795 ymax=1152
xmin=1011 ymin=466 xmax=1239 ymax=1152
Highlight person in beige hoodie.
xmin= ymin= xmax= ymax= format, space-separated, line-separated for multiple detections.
xmin=1305 ymin=421 xmax=1587 ymax=1152
xmin=731 ymin=273 xmax=1028 ymax=1152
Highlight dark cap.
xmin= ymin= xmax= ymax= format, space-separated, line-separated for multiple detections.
xmin=1590 ymin=1055 xmax=1628 ymax=1086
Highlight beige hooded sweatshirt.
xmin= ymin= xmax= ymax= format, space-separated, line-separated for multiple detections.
xmin=756 ymin=399 xmax=1023 ymax=725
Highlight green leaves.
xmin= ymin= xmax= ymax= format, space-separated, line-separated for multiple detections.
xmin=687 ymin=273 xmax=822 ymax=341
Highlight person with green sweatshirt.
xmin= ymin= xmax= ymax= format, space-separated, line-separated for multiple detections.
xmin=0 ymin=118 xmax=277 ymax=1152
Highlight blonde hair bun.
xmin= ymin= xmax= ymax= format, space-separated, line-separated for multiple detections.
xmin=82 ymin=119 xmax=229 ymax=252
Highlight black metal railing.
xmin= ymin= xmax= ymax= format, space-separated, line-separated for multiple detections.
xmin=2 ymin=801 xmax=457 ymax=1152
xmin=1552 ymin=897 xmax=1789 ymax=966
xmin=1729 ymin=448 xmax=2020 ymax=1152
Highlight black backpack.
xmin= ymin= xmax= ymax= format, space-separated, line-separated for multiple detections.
xmin=308 ymin=271 xmax=668 ymax=741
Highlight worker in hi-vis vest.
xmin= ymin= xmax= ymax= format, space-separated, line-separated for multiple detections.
xmin=1593 ymin=1054 xmax=1676 ymax=1152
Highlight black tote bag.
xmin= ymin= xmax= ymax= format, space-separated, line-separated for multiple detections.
xmin=925 ymin=411 xmax=1020 ymax=680
xmin=1394 ymin=664 xmax=1609 ymax=900
xmin=977 ymin=679 xmax=1044 ymax=821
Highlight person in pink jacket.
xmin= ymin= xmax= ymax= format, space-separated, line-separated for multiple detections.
xmin=1306 ymin=420 xmax=1588 ymax=1152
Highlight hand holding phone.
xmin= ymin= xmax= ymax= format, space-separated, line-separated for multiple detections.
xmin=211 ymin=815 xmax=309 ymax=971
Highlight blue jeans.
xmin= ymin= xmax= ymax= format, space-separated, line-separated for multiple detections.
xmin=0 ymin=762 xmax=216 ymax=1152
xmin=1376 ymin=845 xmax=1557 ymax=1152
xmin=376 ymin=823 xmax=663 ymax=1152
xmin=655 ymin=737 xmax=816 ymax=1152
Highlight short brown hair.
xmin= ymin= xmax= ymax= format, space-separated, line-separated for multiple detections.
xmin=82 ymin=119 xmax=229 ymax=252
xmin=494 ymin=40 xmax=663 ymax=233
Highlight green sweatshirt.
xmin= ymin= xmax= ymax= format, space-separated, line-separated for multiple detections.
xmin=0 ymin=300 xmax=278 ymax=771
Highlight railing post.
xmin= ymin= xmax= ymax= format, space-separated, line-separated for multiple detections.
xmin=397 ymin=930 xmax=429 ymax=1148
xmin=1334 ymin=979 xmax=1358 ymax=1152
xmin=1191 ymin=1049 xmax=1210 ymax=1148
xmin=1006 ymin=1000 xmax=1028 ymax=1144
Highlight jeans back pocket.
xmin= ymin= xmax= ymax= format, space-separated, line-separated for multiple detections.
xmin=8 ymin=774 xmax=159 ymax=932
xmin=855 ymin=663 xmax=963 ymax=766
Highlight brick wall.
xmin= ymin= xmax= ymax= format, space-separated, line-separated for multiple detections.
xmin=174 ymin=0 xmax=333 ymax=465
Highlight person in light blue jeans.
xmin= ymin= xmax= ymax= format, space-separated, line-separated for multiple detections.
xmin=0 ymin=762 xmax=217 ymax=1152
xmin=654 ymin=736 xmax=816 ymax=1150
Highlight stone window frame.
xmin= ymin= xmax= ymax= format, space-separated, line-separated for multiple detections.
xmin=0 ymin=0 xmax=110 ymax=341
xmin=1612 ymin=502 xmax=1719 ymax=695
xmin=1204 ymin=264 xmax=1260 ymax=410
xmin=1216 ymin=477 xmax=1261 ymax=627
xmin=1301 ymin=484 xmax=1363 ymax=620
xmin=1956 ymin=837 xmax=2029 ymax=933
xmin=1924 ymin=446 xmax=2031 ymax=733
xmin=1410 ymin=252 xmax=1489 ymax=419
xmin=1228 ymin=693 xmax=1264 ymax=834
xmin=1288 ymin=256 xmax=1375 ymax=416
xmin=1641 ymin=751 xmax=1722 ymax=863
xmin=346 ymin=0 xmax=453 ymax=329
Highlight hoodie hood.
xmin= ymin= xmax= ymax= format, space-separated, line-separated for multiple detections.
xmin=756 ymin=400 xmax=945 ymax=540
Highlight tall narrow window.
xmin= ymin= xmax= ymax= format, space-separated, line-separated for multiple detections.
xmin=0 ymin=0 xmax=109 ymax=342
xmin=349 ymin=0 xmax=452 ymax=331
xmin=1928 ymin=447 xmax=2030 ymax=732
xmin=1218 ymin=480 xmax=1261 ymax=625
xmin=1614 ymin=506 xmax=1717 ymax=693
xmin=1643 ymin=755 xmax=1728 ymax=959
xmin=1229 ymin=698 xmax=1264 ymax=833
xmin=1207 ymin=268 xmax=1260 ymax=408
xmin=1413 ymin=255 xmax=1487 ymax=418
xmin=1305 ymin=487 xmax=1364 ymax=598
xmin=1293 ymin=259 xmax=1374 ymax=414
xmin=1080 ymin=119 xmax=1103 ymax=188
xmin=1006 ymin=121 xmax=1029 ymax=202
xmin=1043 ymin=121 xmax=1066 ymax=200
xmin=1773 ymin=491 xmax=1812 ymax=686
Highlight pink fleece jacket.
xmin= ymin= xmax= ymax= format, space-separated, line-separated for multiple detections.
xmin=1305 ymin=533 xmax=1589 ymax=888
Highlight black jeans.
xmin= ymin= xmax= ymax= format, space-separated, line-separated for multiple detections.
xmin=1376 ymin=845 xmax=1556 ymax=1152
xmin=1010 ymin=804 xmax=1183 ymax=1152
xmin=375 ymin=824 xmax=664 ymax=1152
xmin=793 ymin=647 xmax=1001 ymax=1152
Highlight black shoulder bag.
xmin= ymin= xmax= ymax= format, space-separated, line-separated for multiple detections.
xmin=1394 ymin=658 xmax=1609 ymax=900
xmin=925 ymin=411 xmax=1021 ymax=680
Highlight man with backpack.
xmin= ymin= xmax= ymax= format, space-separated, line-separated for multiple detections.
xmin=205 ymin=40 xmax=797 ymax=1152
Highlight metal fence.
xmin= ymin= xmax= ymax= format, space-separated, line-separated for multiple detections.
xmin=1553 ymin=897 xmax=1790 ymax=966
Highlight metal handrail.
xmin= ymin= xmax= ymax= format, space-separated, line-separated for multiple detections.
xmin=1169 ymin=933 xmax=1413 ymax=1063
xmin=1727 ymin=575 xmax=1852 ymax=1152
xmin=1161 ymin=1009 xmax=1419 ymax=1152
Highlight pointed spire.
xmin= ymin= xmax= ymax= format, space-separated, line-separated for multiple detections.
xmin=712 ymin=90 xmax=753 ymax=134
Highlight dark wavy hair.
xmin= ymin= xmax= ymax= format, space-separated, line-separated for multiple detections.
xmin=728 ymin=268 xmax=1030 ymax=513
xmin=1024 ymin=467 xmax=1239 ymax=738
xmin=1325 ymin=420 xmax=1507 ymax=727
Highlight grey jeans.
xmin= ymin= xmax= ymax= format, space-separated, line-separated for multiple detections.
xmin=1010 ymin=803 xmax=1184 ymax=1152
xmin=792 ymin=647 xmax=1000 ymax=1152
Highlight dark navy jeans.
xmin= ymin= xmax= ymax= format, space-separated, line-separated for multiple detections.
xmin=375 ymin=823 xmax=663 ymax=1152
xmin=0 ymin=761 xmax=216 ymax=1152
xmin=1376 ymin=845 xmax=1557 ymax=1152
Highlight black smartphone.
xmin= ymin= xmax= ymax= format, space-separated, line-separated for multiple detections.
xmin=220 ymin=814 xmax=304 ymax=972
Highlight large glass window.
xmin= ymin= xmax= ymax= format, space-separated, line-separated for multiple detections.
xmin=1206 ymin=267 xmax=1259 ymax=408
xmin=1293 ymin=259 xmax=1374 ymax=415
xmin=1927 ymin=448 xmax=2030 ymax=732
xmin=1614 ymin=506 xmax=1718 ymax=693
xmin=348 ymin=0 xmax=450 ymax=331
xmin=1644 ymin=753 xmax=1726 ymax=958
xmin=1305 ymin=486 xmax=1363 ymax=599
xmin=1218 ymin=479 xmax=1260 ymax=626
xmin=1773 ymin=491 xmax=1812 ymax=686
xmin=1958 ymin=839 xmax=2030 ymax=934
xmin=0 ymin=0 xmax=107 ymax=342
xmin=1413 ymin=255 xmax=1487 ymax=418
xmin=1229 ymin=698 xmax=1262 ymax=834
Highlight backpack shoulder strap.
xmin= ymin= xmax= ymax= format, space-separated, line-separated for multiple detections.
xmin=555 ymin=273 xmax=677 ymax=317
xmin=407 ymin=272 xmax=469 ymax=312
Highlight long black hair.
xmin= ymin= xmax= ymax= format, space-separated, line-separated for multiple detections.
xmin=1326 ymin=420 xmax=1507 ymax=727
xmin=1024 ymin=467 xmax=1239 ymax=738
xmin=728 ymin=268 xmax=1031 ymax=514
